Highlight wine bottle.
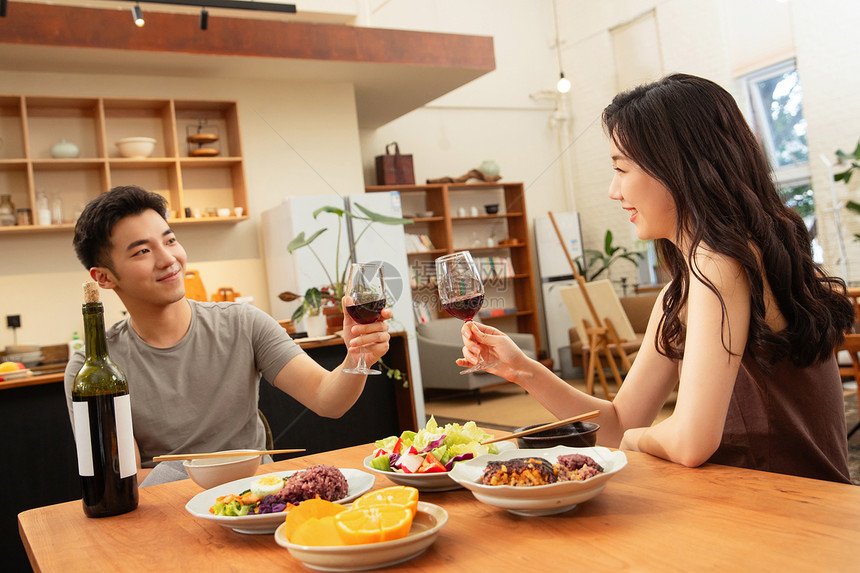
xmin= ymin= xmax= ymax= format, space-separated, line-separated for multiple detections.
xmin=72 ymin=282 xmax=138 ymax=517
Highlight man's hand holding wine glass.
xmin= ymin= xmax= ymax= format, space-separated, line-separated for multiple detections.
xmin=342 ymin=262 xmax=389 ymax=375
xmin=342 ymin=296 xmax=392 ymax=372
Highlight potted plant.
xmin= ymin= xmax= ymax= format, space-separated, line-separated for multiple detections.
xmin=278 ymin=202 xmax=412 ymax=327
xmin=575 ymin=229 xmax=644 ymax=282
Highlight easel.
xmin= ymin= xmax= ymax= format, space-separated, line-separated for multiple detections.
xmin=548 ymin=211 xmax=632 ymax=399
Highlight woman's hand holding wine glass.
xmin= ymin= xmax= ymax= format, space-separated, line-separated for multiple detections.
xmin=435 ymin=251 xmax=500 ymax=373
xmin=342 ymin=262 xmax=388 ymax=375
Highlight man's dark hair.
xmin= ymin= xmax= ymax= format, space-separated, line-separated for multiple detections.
xmin=73 ymin=185 xmax=168 ymax=271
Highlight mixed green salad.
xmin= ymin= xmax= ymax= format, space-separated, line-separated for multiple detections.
xmin=368 ymin=417 xmax=500 ymax=474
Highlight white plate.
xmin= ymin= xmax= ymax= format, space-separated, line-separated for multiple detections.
xmin=361 ymin=441 xmax=517 ymax=492
xmin=274 ymin=501 xmax=447 ymax=571
xmin=0 ymin=368 xmax=33 ymax=382
xmin=447 ymin=445 xmax=627 ymax=516
xmin=185 ymin=468 xmax=374 ymax=534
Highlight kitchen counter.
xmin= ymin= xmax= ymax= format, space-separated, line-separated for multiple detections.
xmin=0 ymin=370 xmax=64 ymax=391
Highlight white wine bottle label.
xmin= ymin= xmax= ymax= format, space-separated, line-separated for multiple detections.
xmin=114 ymin=394 xmax=136 ymax=479
xmin=73 ymin=401 xmax=94 ymax=477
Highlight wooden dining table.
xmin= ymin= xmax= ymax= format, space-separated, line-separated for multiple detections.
xmin=18 ymin=441 xmax=859 ymax=572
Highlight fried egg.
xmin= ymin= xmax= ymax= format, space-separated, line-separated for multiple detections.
xmin=250 ymin=474 xmax=285 ymax=498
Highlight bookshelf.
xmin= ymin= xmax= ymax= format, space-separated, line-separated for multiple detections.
xmin=366 ymin=182 xmax=541 ymax=354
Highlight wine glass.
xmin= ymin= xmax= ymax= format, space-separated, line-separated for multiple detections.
xmin=435 ymin=251 xmax=499 ymax=373
xmin=342 ymin=262 xmax=386 ymax=375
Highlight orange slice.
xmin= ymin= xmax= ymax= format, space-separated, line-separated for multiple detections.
xmin=352 ymin=486 xmax=419 ymax=516
xmin=284 ymin=498 xmax=346 ymax=541
xmin=290 ymin=515 xmax=344 ymax=546
xmin=334 ymin=504 xmax=414 ymax=545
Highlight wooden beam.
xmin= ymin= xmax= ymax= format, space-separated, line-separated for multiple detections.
xmin=0 ymin=3 xmax=495 ymax=70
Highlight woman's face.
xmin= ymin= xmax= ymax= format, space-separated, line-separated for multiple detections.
xmin=608 ymin=140 xmax=678 ymax=242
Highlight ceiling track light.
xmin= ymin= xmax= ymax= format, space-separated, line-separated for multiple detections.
xmin=200 ymin=8 xmax=208 ymax=30
xmin=132 ymin=3 xmax=145 ymax=27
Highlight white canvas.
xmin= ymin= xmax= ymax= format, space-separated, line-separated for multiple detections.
xmin=559 ymin=280 xmax=636 ymax=345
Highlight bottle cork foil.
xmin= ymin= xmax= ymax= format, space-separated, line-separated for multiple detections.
xmin=83 ymin=282 xmax=100 ymax=303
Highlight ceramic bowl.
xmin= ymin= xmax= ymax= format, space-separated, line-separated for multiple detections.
xmin=514 ymin=421 xmax=599 ymax=449
xmin=182 ymin=451 xmax=261 ymax=489
xmin=116 ymin=137 xmax=156 ymax=158
xmin=448 ymin=446 xmax=627 ymax=516
xmin=484 ymin=204 xmax=499 ymax=214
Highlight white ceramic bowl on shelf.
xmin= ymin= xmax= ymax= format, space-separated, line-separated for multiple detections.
xmin=116 ymin=137 xmax=156 ymax=158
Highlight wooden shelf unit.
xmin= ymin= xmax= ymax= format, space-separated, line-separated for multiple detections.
xmin=366 ymin=182 xmax=541 ymax=353
xmin=0 ymin=94 xmax=248 ymax=233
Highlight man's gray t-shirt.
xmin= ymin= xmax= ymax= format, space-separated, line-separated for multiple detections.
xmin=64 ymin=299 xmax=304 ymax=467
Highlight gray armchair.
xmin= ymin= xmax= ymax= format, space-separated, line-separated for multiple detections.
xmin=416 ymin=318 xmax=536 ymax=402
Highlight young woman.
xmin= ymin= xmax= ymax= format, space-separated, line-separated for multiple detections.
xmin=460 ymin=74 xmax=854 ymax=483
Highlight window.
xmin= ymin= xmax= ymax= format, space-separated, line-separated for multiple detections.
xmin=742 ymin=61 xmax=820 ymax=261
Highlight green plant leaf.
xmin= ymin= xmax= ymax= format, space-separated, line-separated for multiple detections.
xmin=291 ymin=304 xmax=306 ymax=323
xmin=287 ymin=229 xmax=327 ymax=253
xmin=313 ymin=205 xmax=350 ymax=219
xmin=304 ymin=287 xmax=323 ymax=309
xmin=846 ymin=201 xmax=860 ymax=215
xmin=604 ymin=230 xmax=613 ymax=254
xmin=352 ymin=202 xmax=414 ymax=225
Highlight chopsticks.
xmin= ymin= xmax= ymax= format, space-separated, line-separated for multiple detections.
xmin=481 ymin=410 xmax=600 ymax=446
xmin=152 ymin=449 xmax=305 ymax=462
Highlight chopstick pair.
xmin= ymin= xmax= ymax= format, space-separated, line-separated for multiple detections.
xmin=480 ymin=410 xmax=600 ymax=445
xmin=152 ymin=449 xmax=305 ymax=462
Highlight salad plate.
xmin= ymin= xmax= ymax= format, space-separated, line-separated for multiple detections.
xmin=274 ymin=501 xmax=447 ymax=571
xmin=448 ymin=445 xmax=627 ymax=516
xmin=185 ymin=468 xmax=374 ymax=534
xmin=365 ymin=417 xmax=516 ymax=492
xmin=363 ymin=440 xmax=517 ymax=492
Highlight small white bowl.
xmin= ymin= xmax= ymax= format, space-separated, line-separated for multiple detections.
xmin=116 ymin=137 xmax=156 ymax=158
xmin=182 ymin=451 xmax=261 ymax=489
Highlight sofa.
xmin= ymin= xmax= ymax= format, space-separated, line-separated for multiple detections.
xmin=568 ymin=291 xmax=659 ymax=374
xmin=416 ymin=318 xmax=536 ymax=401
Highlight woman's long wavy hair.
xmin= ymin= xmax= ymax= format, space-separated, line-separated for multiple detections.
xmin=602 ymin=73 xmax=854 ymax=369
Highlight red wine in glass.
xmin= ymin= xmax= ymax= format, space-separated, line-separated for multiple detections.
xmin=343 ymin=262 xmax=385 ymax=375
xmin=441 ymin=293 xmax=484 ymax=322
xmin=346 ymin=299 xmax=386 ymax=324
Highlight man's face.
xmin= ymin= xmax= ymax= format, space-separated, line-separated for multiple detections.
xmin=93 ymin=209 xmax=187 ymax=307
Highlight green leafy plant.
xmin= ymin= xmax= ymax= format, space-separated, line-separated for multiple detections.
xmin=575 ymin=229 xmax=644 ymax=282
xmin=833 ymin=140 xmax=860 ymax=241
xmin=278 ymin=202 xmax=412 ymax=323
xmin=834 ymin=139 xmax=860 ymax=184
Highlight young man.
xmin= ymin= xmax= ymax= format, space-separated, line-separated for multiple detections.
xmin=64 ymin=185 xmax=391 ymax=483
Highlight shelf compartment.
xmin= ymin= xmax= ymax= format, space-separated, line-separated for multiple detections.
xmin=25 ymin=96 xmax=101 ymax=160
xmin=103 ymin=98 xmax=174 ymax=159
xmin=0 ymin=96 xmax=26 ymax=160
xmin=174 ymin=100 xmax=240 ymax=158
xmin=32 ymin=168 xmax=106 ymax=224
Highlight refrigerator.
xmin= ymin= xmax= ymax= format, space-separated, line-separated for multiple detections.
xmin=533 ymin=212 xmax=584 ymax=376
xmin=261 ymin=193 xmax=425 ymax=423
